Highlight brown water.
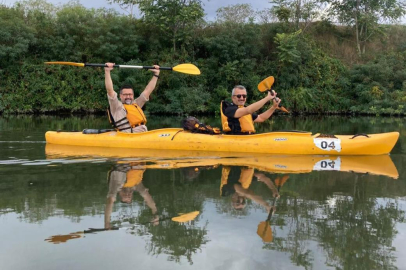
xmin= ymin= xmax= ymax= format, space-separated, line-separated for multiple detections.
xmin=0 ymin=115 xmax=406 ymax=270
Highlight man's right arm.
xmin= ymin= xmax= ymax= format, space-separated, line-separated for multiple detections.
xmin=105 ymin=63 xmax=116 ymax=98
xmin=233 ymin=91 xmax=275 ymax=118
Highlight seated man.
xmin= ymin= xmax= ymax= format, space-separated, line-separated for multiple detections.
xmin=221 ymin=85 xmax=281 ymax=134
xmin=105 ymin=62 xmax=160 ymax=133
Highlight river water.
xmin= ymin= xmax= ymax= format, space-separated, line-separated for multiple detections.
xmin=0 ymin=115 xmax=405 ymax=270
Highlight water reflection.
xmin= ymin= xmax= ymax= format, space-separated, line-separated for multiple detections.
xmin=43 ymin=159 xmax=207 ymax=263
xmin=105 ymin=162 xmax=159 ymax=228
xmin=0 ymin=143 xmax=404 ymax=268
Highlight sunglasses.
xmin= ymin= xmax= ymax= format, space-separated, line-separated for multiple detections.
xmin=233 ymin=94 xmax=247 ymax=99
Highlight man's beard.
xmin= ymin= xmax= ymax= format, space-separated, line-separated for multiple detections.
xmin=124 ymin=99 xmax=133 ymax=105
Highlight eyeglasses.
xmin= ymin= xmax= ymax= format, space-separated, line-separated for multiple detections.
xmin=121 ymin=93 xmax=133 ymax=97
xmin=233 ymin=94 xmax=247 ymax=99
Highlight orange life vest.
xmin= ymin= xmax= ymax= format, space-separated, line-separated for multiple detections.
xmin=108 ymin=103 xmax=147 ymax=132
xmin=123 ymin=169 xmax=145 ymax=188
xmin=238 ymin=168 xmax=254 ymax=189
xmin=220 ymin=101 xmax=255 ymax=134
xmin=220 ymin=166 xmax=254 ymax=196
xmin=220 ymin=166 xmax=231 ymax=196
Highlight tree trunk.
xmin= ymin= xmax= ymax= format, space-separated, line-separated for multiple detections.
xmin=355 ymin=0 xmax=362 ymax=57
xmin=295 ymin=0 xmax=301 ymax=30
xmin=362 ymin=24 xmax=367 ymax=55
xmin=173 ymin=28 xmax=177 ymax=53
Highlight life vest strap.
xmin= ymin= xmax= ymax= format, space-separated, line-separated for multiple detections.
xmin=114 ymin=117 xmax=129 ymax=124
xmin=115 ymin=122 xmax=130 ymax=128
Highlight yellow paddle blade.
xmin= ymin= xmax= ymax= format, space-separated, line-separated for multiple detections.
xmin=44 ymin=232 xmax=84 ymax=244
xmin=171 ymin=211 xmax=200 ymax=223
xmin=258 ymin=76 xmax=275 ymax=92
xmin=277 ymin=106 xmax=290 ymax=113
xmin=45 ymin=61 xmax=85 ymax=67
xmin=275 ymin=175 xmax=289 ymax=187
xmin=172 ymin=63 xmax=201 ymax=75
xmin=257 ymin=221 xmax=273 ymax=242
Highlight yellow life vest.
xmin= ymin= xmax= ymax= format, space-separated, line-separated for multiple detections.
xmin=124 ymin=104 xmax=147 ymax=127
xmin=220 ymin=101 xmax=255 ymax=134
xmin=220 ymin=166 xmax=254 ymax=196
xmin=108 ymin=103 xmax=147 ymax=132
xmin=238 ymin=168 xmax=254 ymax=189
xmin=275 ymin=175 xmax=289 ymax=187
xmin=123 ymin=169 xmax=145 ymax=188
xmin=220 ymin=166 xmax=231 ymax=196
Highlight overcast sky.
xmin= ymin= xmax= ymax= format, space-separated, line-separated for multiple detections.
xmin=3 ymin=0 xmax=405 ymax=23
xmin=3 ymin=0 xmax=272 ymax=21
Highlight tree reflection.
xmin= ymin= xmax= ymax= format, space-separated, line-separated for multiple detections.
xmin=263 ymin=173 xmax=405 ymax=270
xmin=314 ymin=176 xmax=405 ymax=269
xmin=4 ymin=151 xmax=406 ymax=268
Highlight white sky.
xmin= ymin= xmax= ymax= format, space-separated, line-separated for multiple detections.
xmin=3 ymin=0 xmax=405 ymax=23
xmin=2 ymin=0 xmax=272 ymax=21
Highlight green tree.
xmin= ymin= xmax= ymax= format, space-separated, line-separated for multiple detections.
xmin=0 ymin=5 xmax=36 ymax=68
xmin=321 ymin=0 xmax=406 ymax=57
xmin=256 ymin=8 xmax=276 ymax=24
xmin=107 ymin=0 xmax=146 ymax=19
xmin=273 ymin=30 xmax=350 ymax=113
xmin=215 ymin=4 xmax=255 ymax=24
xmin=138 ymin=0 xmax=204 ymax=53
xmin=271 ymin=0 xmax=292 ymax=23
xmin=348 ymin=51 xmax=406 ymax=115
xmin=270 ymin=0 xmax=321 ymax=30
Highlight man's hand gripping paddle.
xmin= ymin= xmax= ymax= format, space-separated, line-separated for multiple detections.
xmin=258 ymin=76 xmax=289 ymax=113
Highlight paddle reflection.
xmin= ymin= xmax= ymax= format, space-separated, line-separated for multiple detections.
xmin=256 ymin=174 xmax=288 ymax=243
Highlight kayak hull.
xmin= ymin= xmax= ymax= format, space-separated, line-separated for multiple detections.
xmin=45 ymin=129 xmax=399 ymax=156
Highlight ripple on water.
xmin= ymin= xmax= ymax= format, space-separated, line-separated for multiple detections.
xmin=0 ymin=141 xmax=46 ymax=144
xmin=0 ymin=157 xmax=109 ymax=166
xmin=0 ymin=159 xmax=32 ymax=165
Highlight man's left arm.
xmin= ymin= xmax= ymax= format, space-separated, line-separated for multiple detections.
xmin=140 ymin=65 xmax=160 ymax=101
xmin=254 ymin=98 xmax=281 ymax=123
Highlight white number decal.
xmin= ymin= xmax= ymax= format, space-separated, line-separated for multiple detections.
xmin=314 ymin=138 xmax=341 ymax=152
xmin=313 ymin=157 xmax=341 ymax=171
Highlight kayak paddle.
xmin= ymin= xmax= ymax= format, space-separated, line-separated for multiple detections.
xmin=257 ymin=76 xmax=289 ymax=113
xmin=258 ymin=76 xmax=275 ymax=92
xmin=45 ymin=61 xmax=201 ymax=75
xmin=45 ymin=210 xmax=200 ymax=243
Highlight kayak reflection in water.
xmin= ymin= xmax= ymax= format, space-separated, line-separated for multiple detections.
xmin=105 ymin=162 xmax=159 ymax=229
xmin=220 ymin=166 xmax=280 ymax=212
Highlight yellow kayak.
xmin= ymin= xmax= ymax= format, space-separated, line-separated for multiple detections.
xmin=45 ymin=144 xmax=399 ymax=179
xmin=45 ymin=129 xmax=399 ymax=155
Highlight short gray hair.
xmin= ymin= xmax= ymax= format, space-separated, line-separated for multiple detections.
xmin=231 ymin=85 xmax=246 ymax=96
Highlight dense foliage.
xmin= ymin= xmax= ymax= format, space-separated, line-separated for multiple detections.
xmin=1 ymin=0 xmax=406 ymax=116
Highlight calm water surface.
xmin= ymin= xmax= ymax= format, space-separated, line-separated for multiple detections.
xmin=1 ymin=115 xmax=406 ymax=270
